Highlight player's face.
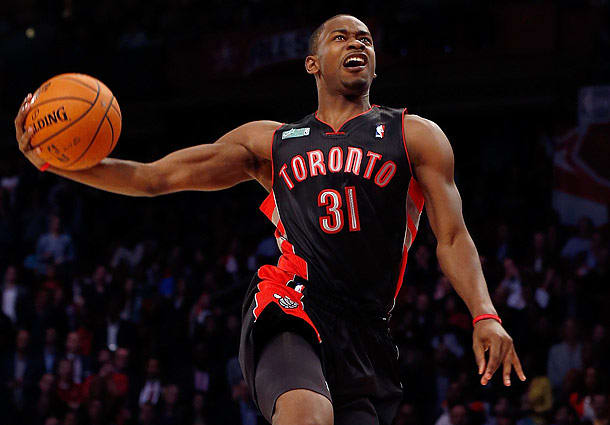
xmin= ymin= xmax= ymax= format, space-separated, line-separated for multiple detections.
xmin=309 ymin=16 xmax=376 ymax=95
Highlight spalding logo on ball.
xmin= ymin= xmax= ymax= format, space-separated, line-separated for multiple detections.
xmin=25 ymin=73 xmax=122 ymax=170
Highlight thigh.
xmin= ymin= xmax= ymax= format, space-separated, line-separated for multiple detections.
xmin=254 ymin=331 xmax=332 ymax=423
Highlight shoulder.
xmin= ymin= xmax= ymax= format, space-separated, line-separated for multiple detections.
xmin=403 ymin=114 xmax=453 ymax=168
xmin=403 ymin=114 xmax=443 ymax=136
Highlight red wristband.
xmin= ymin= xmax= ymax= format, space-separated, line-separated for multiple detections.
xmin=473 ymin=314 xmax=502 ymax=326
xmin=39 ymin=162 xmax=50 ymax=172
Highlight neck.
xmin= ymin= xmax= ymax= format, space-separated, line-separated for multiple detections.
xmin=316 ymin=88 xmax=371 ymax=131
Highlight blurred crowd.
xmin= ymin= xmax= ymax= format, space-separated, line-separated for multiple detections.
xmin=0 ymin=2 xmax=609 ymax=425
xmin=0 ymin=124 xmax=609 ymax=425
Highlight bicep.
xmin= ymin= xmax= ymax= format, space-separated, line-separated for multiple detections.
xmin=149 ymin=121 xmax=277 ymax=194
xmin=408 ymin=117 xmax=466 ymax=243
xmin=152 ymin=142 xmax=254 ymax=193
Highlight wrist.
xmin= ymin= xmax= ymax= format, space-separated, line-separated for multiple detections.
xmin=473 ymin=314 xmax=502 ymax=327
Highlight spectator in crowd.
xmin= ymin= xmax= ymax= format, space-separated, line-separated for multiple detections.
xmin=187 ymin=392 xmax=210 ymax=425
xmin=33 ymin=215 xmax=74 ymax=273
xmin=55 ymin=358 xmax=83 ymax=410
xmin=552 ymin=405 xmax=580 ymax=425
xmin=138 ymin=358 xmax=162 ymax=406
xmin=227 ymin=355 xmax=258 ymax=425
xmin=35 ymin=373 xmax=60 ymax=423
xmin=1 ymin=328 xmax=39 ymax=418
xmin=139 ymin=402 xmax=157 ymax=425
xmin=41 ymin=327 xmax=59 ymax=374
xmin=158 ymin=384 xmax=185 ymax=425
xmin=64 ymin=331 xmax=89 ymax=384
xmin=394 ymin=402 xmax=420 ymax=425
xmin=499 ymin=258 xmax=526 ymax=311
xmin=590 ymin=393 xmax=609 ymax=425
xmin=548 ymin=319 xmax=583 ymax=391
xmin=1 ymin=265 xmax=27 ymax=325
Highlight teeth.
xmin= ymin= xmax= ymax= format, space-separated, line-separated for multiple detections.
xmin=345 ymin=56 xmax=365 ymax=66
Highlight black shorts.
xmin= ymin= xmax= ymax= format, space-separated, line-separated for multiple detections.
xmin=238 ymin=266 xmax=403 ymax=425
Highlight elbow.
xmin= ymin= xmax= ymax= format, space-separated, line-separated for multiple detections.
xmin=436 ymin=226 xmax=469 ymax=254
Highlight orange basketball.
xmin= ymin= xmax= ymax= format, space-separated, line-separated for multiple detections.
xmin=25 ymin=73 xmax=122 ymax=170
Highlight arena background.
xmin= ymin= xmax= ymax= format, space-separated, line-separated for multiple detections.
xmin=1 ymin=1 xmax=609 ymax=425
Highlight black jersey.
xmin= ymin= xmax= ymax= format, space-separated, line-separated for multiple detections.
xmin=259 ymin=105 xmax=424 ymax=316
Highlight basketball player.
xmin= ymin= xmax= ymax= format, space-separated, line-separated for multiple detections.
xmin=16 ymin=15 xmax=525 ymax=425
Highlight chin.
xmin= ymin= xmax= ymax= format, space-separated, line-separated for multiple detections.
xmin=341 ymin=77 xmax=371 ymax=94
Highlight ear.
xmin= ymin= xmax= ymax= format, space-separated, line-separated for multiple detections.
xmin=305 ymin=55 xmax=320 ymax=75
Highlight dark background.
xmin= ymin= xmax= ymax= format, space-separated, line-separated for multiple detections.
xmin=0 ymin=1 xmax=609 ymax=425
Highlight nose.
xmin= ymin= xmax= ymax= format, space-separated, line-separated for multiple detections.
xmin=347 ymin=38 xmax=366 ymax=50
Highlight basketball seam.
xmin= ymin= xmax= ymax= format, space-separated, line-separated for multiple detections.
xmin=104 ymin=113 xmax=115 ymax=156
xmin=28 ymin=97 xmax=93 ymax=109
xmin=58 ymin=75 xmax=121 ymax=118
xmin=58 ymin=75 xmax=97 ymax=92
xmin=111 ymin=97 xmax=121 ymax=119
xmin=29 ymin=81 xmax=101 ymax=150
xmin=65 ymin=95 xmax=114 ymax=168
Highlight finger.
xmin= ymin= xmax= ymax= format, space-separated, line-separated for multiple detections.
xmin=482 ymin=339 xmax=503 ymax=385
xmin=18 ymin=93 xmax=32 ymax=110
xmin=14 ymin=94 xmax=33 ymax=138
xmin=502 ymin=354 xmax=512 ymax=386
xmin=19 ymin=127 xmax=34 ymax=151
xmin=473 ymin=343 xmax=486 ymax=376
xmin=511 ymin=348 xmax=527 ymax=381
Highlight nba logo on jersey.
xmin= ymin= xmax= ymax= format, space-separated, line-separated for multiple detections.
xmin=375 ymin=124 xmax=385 ymax=138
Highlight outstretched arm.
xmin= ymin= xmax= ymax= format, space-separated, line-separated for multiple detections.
xmin=15 ymin=93 xmax=278 ymax=196
xmin=405 ymin=114 xmax=526 ymax=386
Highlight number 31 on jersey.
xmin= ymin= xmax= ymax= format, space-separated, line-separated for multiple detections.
xmin=318 ymin=187 xmax=361 ymax=234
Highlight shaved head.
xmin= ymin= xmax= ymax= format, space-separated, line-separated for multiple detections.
xmin=309 ymin=14 xmax=355 ymax=55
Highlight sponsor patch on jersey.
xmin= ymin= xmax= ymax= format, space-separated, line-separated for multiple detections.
xmin=375 ymin=124 xmax=385 ymax=139
xmin=282 ymin=127 xmax=310 ymax=140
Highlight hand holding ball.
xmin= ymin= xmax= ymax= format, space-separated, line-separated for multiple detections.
xmin=22 ymin=73 xmax=121 ymax=170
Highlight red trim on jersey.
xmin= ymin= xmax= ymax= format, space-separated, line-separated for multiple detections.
xmin=392 ymin=177 xmax=425 ymax=306
xmin=259 ymin=193 xmax=275 ymax=221
xmin=315 ymin=105 xmax=379 ymax=133
xmin=401 ymin=108 xmax=416 ymax=180
xmin=260 ymin=192 xmax=309 ymax=279
xmin=407 ymin=216 xmax=418 ymax=244
xmin=408 ymin=178 xmax=425 ymax=211
xmin=253 ymin=265 xmax=321 ymax=342
xmin=277 ymin=251 xmax=308 ymax=279
xmin=394 ymin=250 xmax=409 ymax=299
xmin=325 ymin=131 xmax=346 ymax=135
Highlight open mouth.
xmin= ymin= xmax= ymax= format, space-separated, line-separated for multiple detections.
xmin=342 ymin=54 xmax=368 ymax=71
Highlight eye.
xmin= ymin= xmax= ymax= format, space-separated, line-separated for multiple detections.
xmin=359 ymin=37 xmax=372 ymax=44
xmin=334 ymin=35 xmax=345 ymax=41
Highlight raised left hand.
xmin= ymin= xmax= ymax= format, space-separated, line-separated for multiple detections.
xmin=473 ymin=319 xmax=526 ymax=386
